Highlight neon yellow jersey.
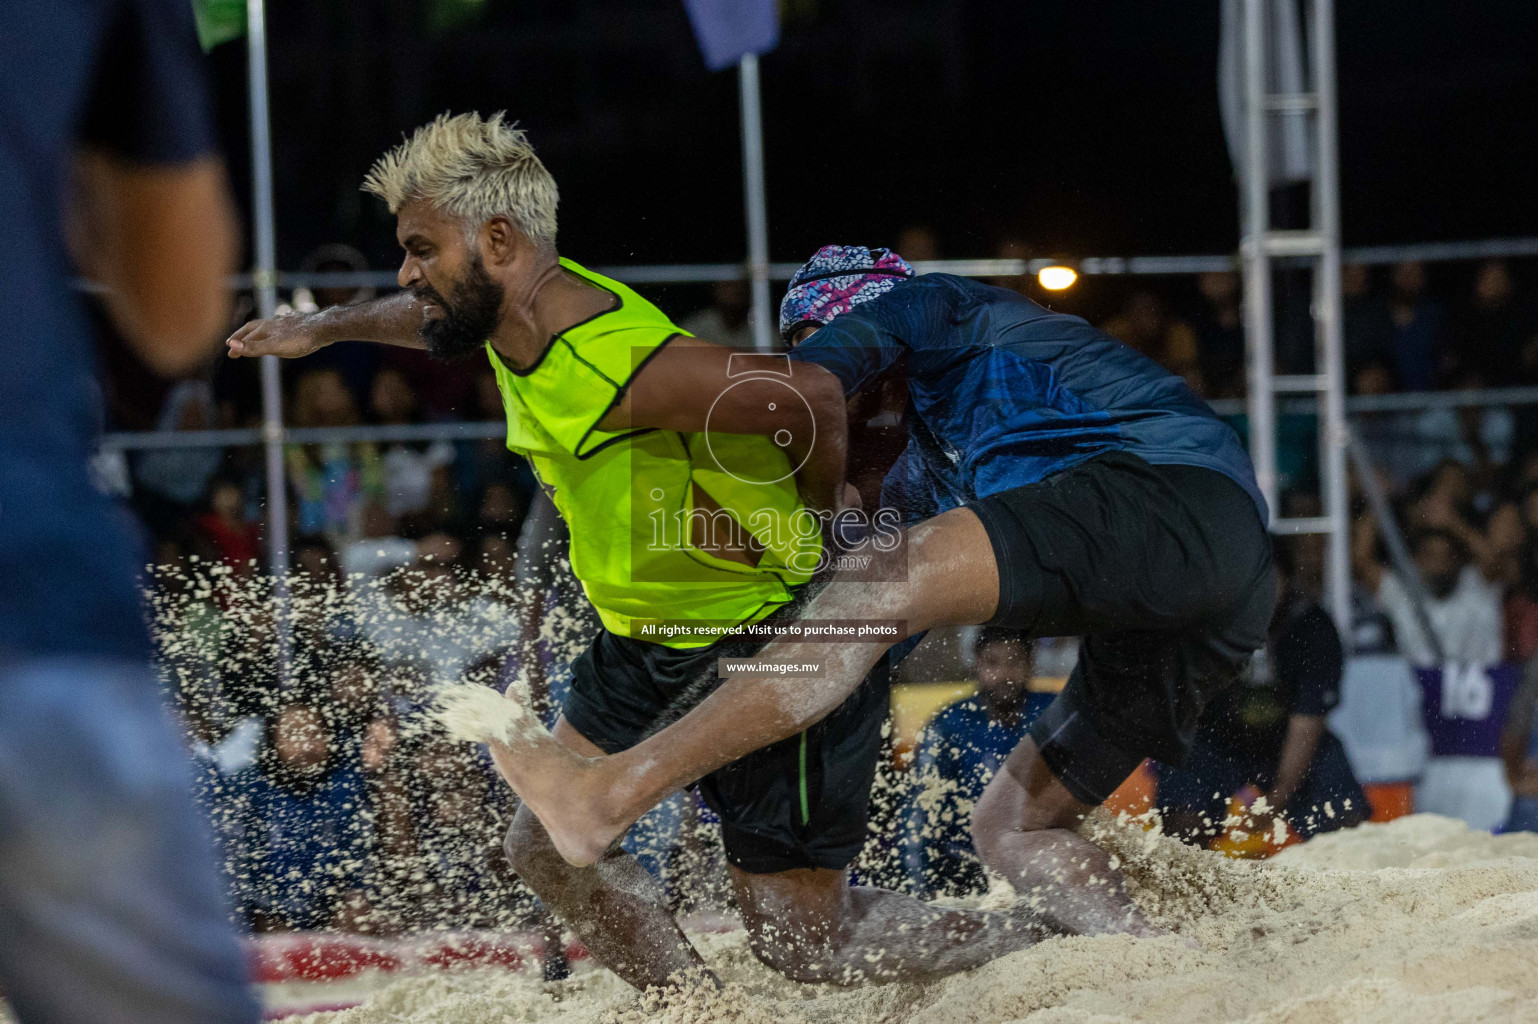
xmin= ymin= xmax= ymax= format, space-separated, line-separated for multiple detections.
xmin=488 ymin=258 xmax=822 ymax=648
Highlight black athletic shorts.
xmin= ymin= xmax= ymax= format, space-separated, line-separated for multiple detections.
xmin=967 ymin=451 xmax=1275 ymax=805
xmin=563 ymin=582 xmax=891 ymax=875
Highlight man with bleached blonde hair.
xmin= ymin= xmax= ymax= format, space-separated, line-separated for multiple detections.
xmin=228 ymin=112 xmax=1050 ymax=991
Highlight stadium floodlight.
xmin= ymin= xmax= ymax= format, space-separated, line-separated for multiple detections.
xmin=1037 ymin=265 xmax=1078 ymax=290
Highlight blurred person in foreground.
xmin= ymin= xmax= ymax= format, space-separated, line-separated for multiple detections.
xmin=903 ymin=629 xmax=1052 ymax=897
xmin=226 ymin=114 xmax=1056 ymax=989
xmin=0 ymin=1 xmax=257 ymax=1021
xmin=1157 ymin=540 xmax=1367 ymax=847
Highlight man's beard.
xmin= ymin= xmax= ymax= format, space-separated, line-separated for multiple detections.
xmin=416 ymin=254 xmax=505 ymax=361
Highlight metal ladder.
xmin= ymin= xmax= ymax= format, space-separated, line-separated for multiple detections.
xmin=1239 ymin=0 xmax=1351 ymax=635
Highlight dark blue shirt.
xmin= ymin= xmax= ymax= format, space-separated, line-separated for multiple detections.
xmin=241 ymin=762 xmax=372 ymax=929
xmin=789 ymin=275 xmax=1266 ymax=523
xmin=902 ymin=694 xmax=1052 ymax=897
xmin=0 ymin=0 xmax=215 ymax=659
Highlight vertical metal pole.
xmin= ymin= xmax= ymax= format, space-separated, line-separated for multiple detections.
xmin=247 ymin=0 xmax=291 ymax=671
xmin=1311 ymin=0 xmax=1352 ymax=635
xmin=1241 ymin=0 xmax=1277 ymax=525
xmin=738 ymin=54 xmax=774 ymax=352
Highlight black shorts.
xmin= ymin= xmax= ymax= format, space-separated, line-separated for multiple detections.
xmin=563 ymin=586 xmax=891 ymax=876
xmin=968 ymin=451 xmax=1275 ymax=805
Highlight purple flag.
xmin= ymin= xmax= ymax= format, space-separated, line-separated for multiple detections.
xmin=682 ymin=0 xmax=779 ymax=71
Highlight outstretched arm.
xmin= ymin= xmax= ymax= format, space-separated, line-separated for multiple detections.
xmin=225 ymin=290 xmax=429 ymax=359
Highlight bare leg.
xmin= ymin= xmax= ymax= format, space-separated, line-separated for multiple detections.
xmin=730 ymin=866 xmax=1051 ymax=986
xmin=492 ymin=508 xmax=1000 ymax=866
xmin=971 ymin=738 xmax=1161 ymax=938
xmin=500 ymin=720 xmax=710 ymax=990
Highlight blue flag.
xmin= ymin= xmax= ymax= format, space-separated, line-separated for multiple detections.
xmin=682 ymin=0 xmax=779 ymax=72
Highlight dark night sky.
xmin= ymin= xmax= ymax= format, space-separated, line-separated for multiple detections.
xmin=207 ymin=1 xmax=1538 ymax=278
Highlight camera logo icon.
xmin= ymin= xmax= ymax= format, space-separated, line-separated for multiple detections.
xmin=703 ymin=353 xmax=815 ymax=486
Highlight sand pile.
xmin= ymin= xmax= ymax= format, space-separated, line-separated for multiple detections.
xmin=281 ymin=814 xmax=1538 ymax=1024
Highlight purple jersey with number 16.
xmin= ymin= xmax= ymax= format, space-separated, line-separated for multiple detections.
xmin=1414 ymin=663 xmax=1522 ymax=758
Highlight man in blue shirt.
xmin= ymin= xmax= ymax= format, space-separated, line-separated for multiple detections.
xmin=0 ymin=1 xmax=255 ymax=1020
xmin=501 ymin=245 xmax=1273 ymax=945
xmin=904 ymin=628 xmax=1053 ymax=897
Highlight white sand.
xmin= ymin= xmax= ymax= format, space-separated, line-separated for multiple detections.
xmin=276 ymin=814 xmax=1538 ymax=1024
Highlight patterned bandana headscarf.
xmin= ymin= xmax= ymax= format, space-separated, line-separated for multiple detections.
xmin=778 ymin=245 xmax=914 ymax=342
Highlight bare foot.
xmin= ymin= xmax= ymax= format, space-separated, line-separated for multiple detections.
xmin=436 ymin=684 xmax=637 ymax=867
xmin=488 ymin=737 xmax=634 ymax=867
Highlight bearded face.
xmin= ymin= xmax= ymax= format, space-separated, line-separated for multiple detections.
xmin=415 ymin=251 xmax=505 ymax=361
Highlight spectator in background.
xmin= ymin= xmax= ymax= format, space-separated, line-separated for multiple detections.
xmin=1103 ymin=289 xmax=1204 ymax=395
xmin=1157 ymin=540 xmax=1367 ymax=846
xmin=895 ymin=224 xmax=940 ymax=263
xmin=178 ymin=674 xmax=264 ymax=900
xmin=478 ymin=480 xmax=528 ymax=539
xmin=294 ymin=243 xmax=377 ymax=312
xmin=1353 ymin=523 xmax=1503 ymax=667
xmin=1348 ymin=514 xmax=1397 ymax=655
xmin=1454 ymin=259 xmax=1538 ymax=386
xmin=903 ymin=629 xmax=1050 ymax=898
xmin=363 ymin=530 xmax=505 ymax=689
xmin=321 ymin=653 xmax=385 ymax=752
xmin=1344 ymin=263 xmax=1393 ymax=380
xmin=338 ymin=501 xmax=417 ymax=580
xmin=458 ymin=367 xmax=537 ymax=503
xmin=1193 ymin=271 xmax=1246 ymax=400
xmin=1350 ymin=356 xmax=1427 ymax=489
xmin=680 ymin=278 xmax=753 ymax=350
xmin=242 ymin=703 xmax=372 ymax=931
xmin=287 ymin=367 xmax=384 ymax=541
xmin=132 ymin=380 xmax=225 ymax=537
xmin=368 ymin=365 xmax=456 ymax=529
xmin=476 ymin=529 xmax=519 ymax=591
xmin=196 ymin=478 xmax=262 ymax=574
xmin=1351 ymin=360 xmax=1513 ymax=492
xmin=1385 ymin=260 xmax=1449 ymax=391
xmin=406 ymin=741 xmax=518 ymax=928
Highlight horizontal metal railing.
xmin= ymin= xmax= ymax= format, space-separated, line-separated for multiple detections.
xmin=100 ymin=385 xmax=1538 ymax=451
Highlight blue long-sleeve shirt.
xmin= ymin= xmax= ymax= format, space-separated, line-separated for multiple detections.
xmin=788 ymin=275 xmax=1265 ymax=523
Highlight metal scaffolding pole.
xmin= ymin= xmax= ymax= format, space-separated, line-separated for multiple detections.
xmin=246 ymin=0 xmax=292 ymax=670
xmin=1239 ymin=0 xmax=1351 ymax=635
xmin=1311 ymin=0 xmax=1352 ymax=638
xmin=1241 ymin=0 xmax=1277 ymax=520
xmin=738 ymin=54 xmax=774 ymax=352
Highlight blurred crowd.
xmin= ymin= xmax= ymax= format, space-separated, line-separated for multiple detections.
xmin=91 ymin=242 xmax=1538 ymax=935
